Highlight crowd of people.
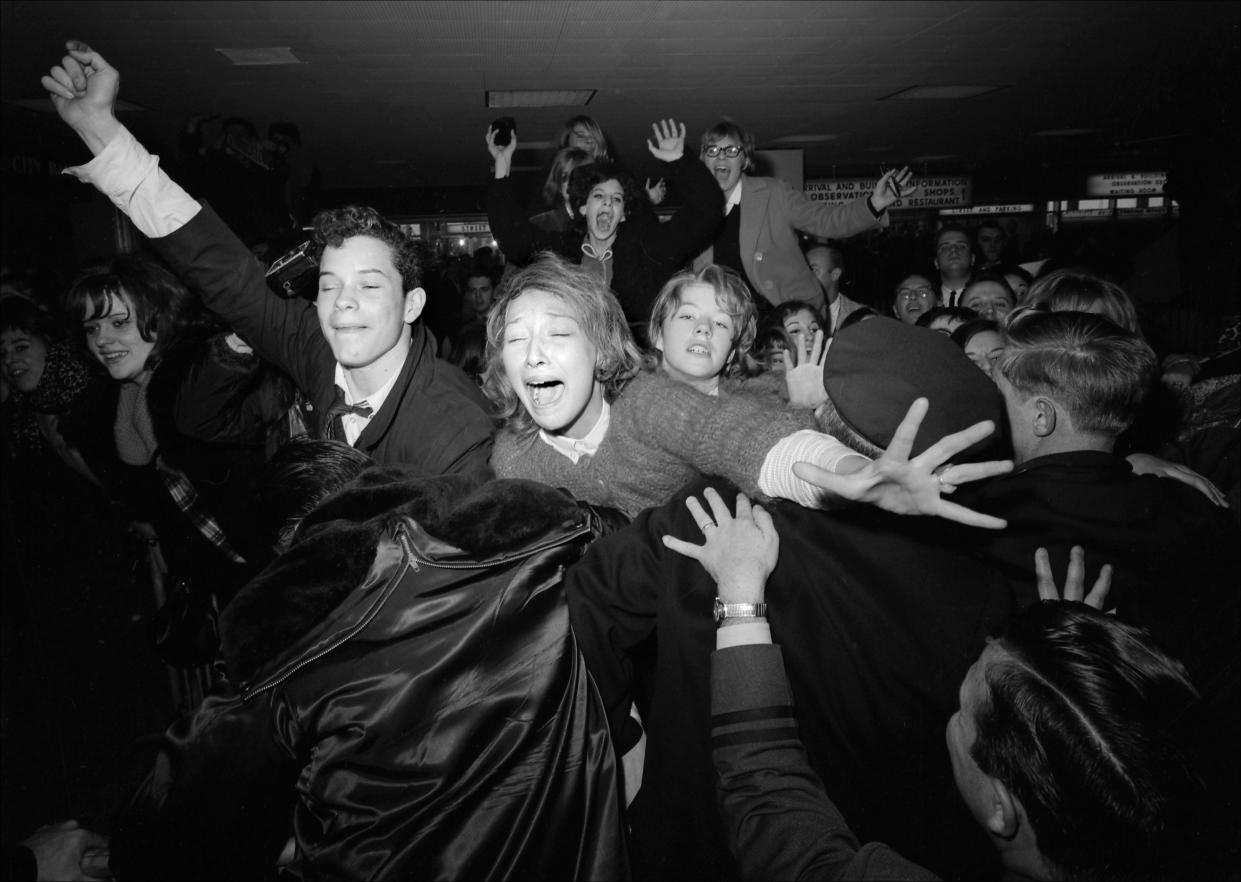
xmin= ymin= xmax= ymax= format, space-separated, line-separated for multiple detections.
xmin=2 ymin=40 xmax=1237 ymax=881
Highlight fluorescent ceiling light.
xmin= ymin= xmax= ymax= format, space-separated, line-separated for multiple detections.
xmin=1031 ymin=127 xmax=1101 ymax=137
xmin=767 ymin=134 xmax=838 ymax=144
xmin=912 ymin=154 xmax=958 ymax=162
xmin=216 ymin=47 xmax=303 ymax=66
xmin=7 ymin=98 xmax=147 ymax=112
xmin=882 ymin=84 xmax=1008 ymax=100
xmin=487 ymin=89 xmax=595 ymax=108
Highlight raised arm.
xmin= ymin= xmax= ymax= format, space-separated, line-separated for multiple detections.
xmin=637 ymin=119 xmax=725 ymax=267
xmin=485 ymin=124 xmax=576 ymax=266
xmin=43 ymin=41 xmax=326 ymax=382
xmin=664 ymin=489 xmax=936 ymax=881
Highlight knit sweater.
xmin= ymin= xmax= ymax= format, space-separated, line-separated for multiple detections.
xmin=491 ymin=370 xmax=816 ymax=517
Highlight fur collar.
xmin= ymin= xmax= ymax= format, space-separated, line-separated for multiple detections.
xmin=220 ymin=471 xmax=585 ymax=684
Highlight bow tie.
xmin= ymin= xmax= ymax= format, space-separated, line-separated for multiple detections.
xmin=326 ymin=387 xmax=373 ymax=421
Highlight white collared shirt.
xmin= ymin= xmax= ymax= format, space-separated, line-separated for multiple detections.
xmin=537 ymin=399 xmax=611 ymax=463
xmin=333 ymin=363 xmax=401 ymax=446
xmin=723 ymin=178 xmax=744 ymax=215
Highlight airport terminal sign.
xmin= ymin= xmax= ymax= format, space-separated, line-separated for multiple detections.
xmin=1085 ymin=171 xmax=1166 ymax=197
xmin=804 ymin=176 xmax=972 ymax=210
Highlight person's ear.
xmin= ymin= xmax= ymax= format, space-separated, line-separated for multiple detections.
xmin=986 ymin=777 xmax=1022 ymax=840
xmin=829 ymin=267 xmax=843 ymax=285
xmin=1032 ymin=397 xmax=1057 ymax=438
xmin=579 ymin=202 xmax=588 ymax=218
xmin=404 ymin=287 xmax=427 ymax=324
xmin=650 ymin=326 xmax=664 ymax=354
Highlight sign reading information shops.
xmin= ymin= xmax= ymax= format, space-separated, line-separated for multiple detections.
xmin=803 ymin=176 xmax=973 ymax=210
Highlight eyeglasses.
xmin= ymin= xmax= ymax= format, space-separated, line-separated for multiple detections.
xmin=898 ymin=287 xmax=935 ymax=301
xmin=703 ymin=144 xmax=744 ymax=159
xmin=937 ymin=242 xmax=970 ymax=254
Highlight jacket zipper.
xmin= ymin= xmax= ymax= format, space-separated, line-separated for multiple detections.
xmin=240 ymin=520 xmax=590 ymax=698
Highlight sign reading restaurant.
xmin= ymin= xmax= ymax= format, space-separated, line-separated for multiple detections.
xmin=803 ymin=176 xmax=973 ymax=210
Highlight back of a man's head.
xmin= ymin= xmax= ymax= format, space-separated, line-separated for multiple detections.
xmin=972 ymin=602 xmax=1207 ymax=881
xmin=997 ymin=310 xmax=1156 ymax=437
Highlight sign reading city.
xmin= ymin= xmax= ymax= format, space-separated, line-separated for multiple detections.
xmin=1085 ymin=172 xmax=1166 ymax=197
xmin=804 ymin=176 xmax=972 ymax=210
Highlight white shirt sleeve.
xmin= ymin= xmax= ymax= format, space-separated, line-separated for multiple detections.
xmin=758 ymin=429 xmax=869 ymax=508
xmin=715 ymin=621 xmax=773 ymax=649
xmin=63 ymin=124 xmax=201 ymax=238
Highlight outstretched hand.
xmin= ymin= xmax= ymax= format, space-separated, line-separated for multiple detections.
xmin=41 ymin=41 xmax=122 ymax=154
xmin=1035 ymin=545 xmax=1114 ymax=612
xmin=783 ymin=328 xmax=828 ymax=409
xmin=647 ymin=119 xmax=687 ymax=163
xmin=485 ymin=125 xmax=517 ymax=179
xmin=661 ymin=488 xmax=778 ymax=602
xmin=792 ymin=397 xmax=1013 ymax=528
xmin=870 ymin=166 xmax=917 ymax=212
xmin=1125 ymin=452 xmax=1227 ymax=507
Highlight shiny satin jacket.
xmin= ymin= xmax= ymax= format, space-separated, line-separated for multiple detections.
xmin=110 ymin=475 xmax=630 ymax=881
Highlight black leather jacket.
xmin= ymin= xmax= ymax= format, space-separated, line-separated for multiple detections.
xmin=111 ymin=473 xmax=630 ymax=880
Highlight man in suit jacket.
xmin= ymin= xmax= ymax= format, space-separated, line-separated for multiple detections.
xmin=691 ymin=119 xmax=911 ymax=309
xmin=805 ymin=242 xmax=868 ymax=333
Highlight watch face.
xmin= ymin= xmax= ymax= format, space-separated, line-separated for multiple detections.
xmin=713 ymin=597 xmax=726 ymax=622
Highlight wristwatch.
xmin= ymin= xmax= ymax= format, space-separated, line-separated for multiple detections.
xmin=713 ymin=597 xmax=768 ymax=624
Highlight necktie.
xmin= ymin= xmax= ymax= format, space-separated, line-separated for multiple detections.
xmin=325 ymin=386 xmax=373 ymax=442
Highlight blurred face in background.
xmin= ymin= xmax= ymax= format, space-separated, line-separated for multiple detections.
xmin=964 ymin=328 xmax=1006 ymax=380
xmin=464 ymin=274 xmax=495 ymax=321
xmin=894 ymin=274 xmax=938 ymax=324
xmin=962 ymin=282 xmax=1015 ymax=323
xmin=1 ymin=328 xmax=48 ymax=393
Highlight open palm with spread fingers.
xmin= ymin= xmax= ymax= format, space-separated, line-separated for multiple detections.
xmin=792 ymin=397 xmax=1013 ymax=528
xmin=647 ymin=119 xmax=687 ymax=162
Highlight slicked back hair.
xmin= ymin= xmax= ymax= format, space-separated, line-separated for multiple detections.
xmin=481 ymin=252 xmax=642 ymax=438
xmin=972 ymin=602 xmax=1206 ymax=881
xmin=997 ymin=310 xmax=1156 ymax=436
xmin=312 ymin=205 xmax=421 ymax=294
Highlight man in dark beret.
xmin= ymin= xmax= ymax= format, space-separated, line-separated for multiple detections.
xmin=565 ymin=317 xmax=1019 ymax=880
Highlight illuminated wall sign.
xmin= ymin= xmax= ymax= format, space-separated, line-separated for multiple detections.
xmin=1085 ymin=172 xmax=1166 ymax=196
xmin=940 ymin=203 xmax=1035 ymax=216
xmin=447 ymin=222 xmax=491 ymax=234
xmin=804 ymin=176 xmax=972 ymax=209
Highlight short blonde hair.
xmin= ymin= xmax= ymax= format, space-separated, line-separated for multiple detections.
xmin=647 ymin=264 xmax=758 ymax=378
xmin=481 ymin=252 xmax=642 ymax=438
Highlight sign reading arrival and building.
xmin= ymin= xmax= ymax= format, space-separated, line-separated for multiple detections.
xmin=1085 ymin=172 xmax=1166 ymax=197
xmin=804 ymin=176 xmax=972 ymax=210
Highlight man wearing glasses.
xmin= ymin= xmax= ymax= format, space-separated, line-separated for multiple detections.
xmin=891 ymin=273 xmax=940 ymax=324
xmin=692 ymin=119 xmax=914 ymax=312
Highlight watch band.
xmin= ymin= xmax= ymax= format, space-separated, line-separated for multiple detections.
xmin=714 ymin=598 xmax=768 ymax=623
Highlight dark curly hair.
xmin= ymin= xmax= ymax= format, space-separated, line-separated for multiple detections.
xmin=567 ymin=162 xmax=645 ymax=224
xmin=311 ymin=205 xmax=421 ymax=292
xmin=63 ymin=254 xmax=219 ymax=365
